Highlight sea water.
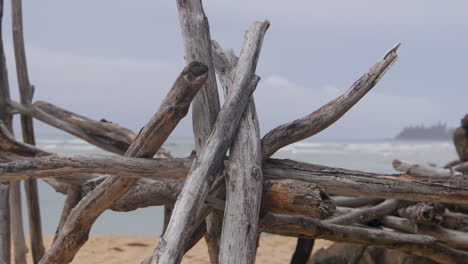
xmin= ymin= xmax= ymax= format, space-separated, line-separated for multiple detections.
xmin=19 ymin=136 xmax=458 ymax=236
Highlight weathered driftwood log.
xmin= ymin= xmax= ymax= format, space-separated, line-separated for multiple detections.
xmin=260 ymin=43 xmax=400 ymax=159
xmin=212 ymin=21 xmax=269 ymax=264
xmin=381 ymin=215 xmax=468 ymax=250
xmin=0 ymin=155 xmax=192 ymax=182
xmin=0 ymin=0 xmax=11 ymax=260
xmin=4 ymin=156 xmax=468 ymax=204
xmin=261 ymin=213 xmax=468 ymax=264
xmin=150 ymin=77 xmax=260 ymax=263
xmin=175 ymin=1 xmax=222 ymax=262
xmin=265 ymin=158 xmax=468 ymax=204
xmin=326 ymin=199 xmax=400 ymax=225
xmin=80 ymin=177 xmax=336 ymax=219
xmin=34 ymin=101 xmax=135 ymax=154
xmin=454 ymin=115 xmax=468 ymax=162
xmin=454 ymin=162 xmax=468 ymax=174
xmin=39 ymin=61 xmax=208 ymax=264
xmin=396 ymin=202 xmax=444 ymax=225
xmin=11 ymin=0 xmax=45 ymax=260
xmin=332 ymin=196 xmax=384 ymax=207
xmin=393 ymin=159 xmax=461 ymax=177
xmin=10 ymin=100 xmax=172 ymax=158
xmin=442 ymin=211 xmax=468 ymax=232
xmin=53 ymin=185 xmax=81 ymax=242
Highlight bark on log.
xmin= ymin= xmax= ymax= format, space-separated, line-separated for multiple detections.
xmin=396 ymin=203 xmax=444 ymax=225
xmin=261 ymin=43 xmax=400 ymax=158
xmin=326 ymin=199 xmax=400 ymax=225
xmin=261 ymin=213 xmax=468 ymax=264
xmin=176 ymin=1 xmax=222 ymax=262
xmin=214 ymin=21 xmax=269 ymax=264
xmin=39 ymin=61 xmax=208 ymax=264
xmin=381 ymin=215 xmax=468 ymax=250
xmin=393 ymin=159 xmax=461 ymax=177
xmin=265 ymin=158 xmax=468 ymax=204
xmin=442 ymin=212 xmax=468 ymax=232
xmin=150 ymin=76 xmax=260 ymax=264
xmin=11 ymin=0 xmax=45 ymax=259
xmin=80 ymin=176 xmax=335 ymax=219
xmin=5 ymin=156 xmax=468 ymax=204
xmin=0 ymin=155 xmax=192 ymax=182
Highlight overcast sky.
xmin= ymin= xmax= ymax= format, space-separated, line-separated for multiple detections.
xmin=3 ymin=0 xmax=467 ymax=140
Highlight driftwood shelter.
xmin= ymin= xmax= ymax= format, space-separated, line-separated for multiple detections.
xmin=0 ymin=0 xmax=467 ymax=264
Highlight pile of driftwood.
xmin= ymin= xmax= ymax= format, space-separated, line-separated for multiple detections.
xmin=0 ymin=0 xmax=467 ymax=264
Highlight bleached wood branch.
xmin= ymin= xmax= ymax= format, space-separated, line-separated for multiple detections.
xmin=0 ymin=155 xmax=192 ymax=182
xmin=261 ymin=43 xmax=400 ymax=158
xmin=39 ymin=61 xmax=208 ymax=264
xmin=326 ymin=199 xmax=400 ymax=225
xmin=332 ymin=196 xmax=384 ymax=207
xmin=11 ymin=0 xmax=45 ymax=258
xmin=151 ymin=75 xmax=260 ymax=264
xmin=393 ymin=159 xmax=461 ymax=177
xmin=260 ymin=213 xmax=468 ymax=264
xmin=381 ymin=215 xmax=468 ymax=250
xmin=211 ymin=21 xmax=270 ymax=264
xmin=3 ymin=155 xmax=468 ymax=204
xmin=175 ymin=1 xmax=222 ymax=261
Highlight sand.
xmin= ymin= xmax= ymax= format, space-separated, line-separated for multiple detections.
xmin=22 ymin=235 xmax=332 ymax=263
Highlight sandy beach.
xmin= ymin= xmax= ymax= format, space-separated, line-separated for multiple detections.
xmin=23 ymin=235 xmax=332 ymax=263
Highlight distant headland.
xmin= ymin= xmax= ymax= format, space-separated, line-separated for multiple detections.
xmin=395 ymin=123 xmax=455 ymax=140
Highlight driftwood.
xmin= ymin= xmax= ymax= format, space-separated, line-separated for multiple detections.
xmin=0 ymin=183 xmax=8 ymax=264
xmin=393 ymin=159 xmax=461 ymax=177
xmin=332 ymin=196 xmax=384 ymax=207
xmin=213 ymin=21 xmax=269 ymax=264
xmin=260 ymin=43 xmax=400 ymax=159
xmin=5 ymin=156 xmax=468 ymax=204
xmin=150 ymin=72 xmax=260 ymax=263
xmin=442 ymin=211 xmax=468 ymax=232
xmin=11 ymin=0 xmax=46 ymax=261
xmin=0 ymin=0 xmax=11 ymax=261
xmin=175 ymin=1 xmax=223 ymax=261
xmin=396 ymin=203 xmax=444 ymax=225
xmin=53 ymin=185 xmax=81 ymax=242
xmin=39 ymin=61 xmax=208 ymax=264
xmin=326 ymin=199 xmax=400 ymax=225
xmin=261 ymin=213 xmax=468 ymax=264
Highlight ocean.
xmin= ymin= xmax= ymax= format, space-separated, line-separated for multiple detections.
xmin=16 ymin=136 xmax=458 ymax=236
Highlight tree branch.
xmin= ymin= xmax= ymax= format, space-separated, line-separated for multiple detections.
xmin=261 ymin=43 xmax=400 ymax=158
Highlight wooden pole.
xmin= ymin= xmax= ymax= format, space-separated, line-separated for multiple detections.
xmin=0 ymin=0 xmax=10 ymax=262
xmin=11 ymin=0 xmax=45 ymax=261
xmin=175 ymin=1 xmax=222 ymax=262
xmin=213 ymin=21 xmax=270 ymax=264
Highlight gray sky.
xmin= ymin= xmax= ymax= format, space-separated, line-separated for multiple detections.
xmin=3 ymin=0 xmax=467 ymax=140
